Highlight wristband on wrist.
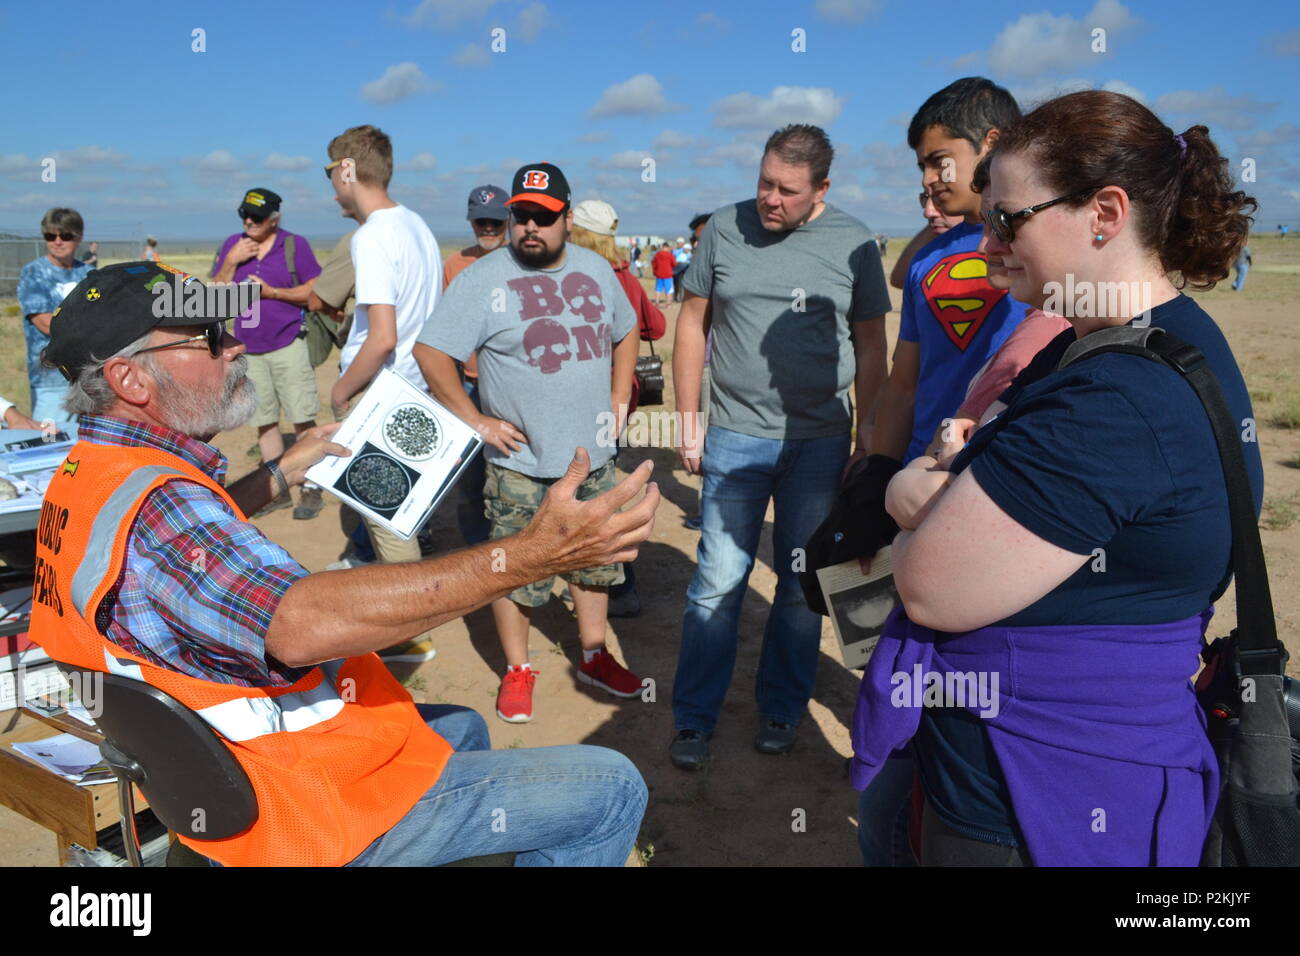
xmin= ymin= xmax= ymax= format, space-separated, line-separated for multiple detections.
xmin=263 ymin=458 xmax=289 ymax=497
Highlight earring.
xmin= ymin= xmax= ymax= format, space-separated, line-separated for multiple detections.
xmin=1094 ymin=233 xmax=1105 ymax=242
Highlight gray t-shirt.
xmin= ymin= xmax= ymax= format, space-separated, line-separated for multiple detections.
xmin=418 ymin=243 xmax=635 ymax=478
xmin=683 ymin=199 xmax=891 ymax=439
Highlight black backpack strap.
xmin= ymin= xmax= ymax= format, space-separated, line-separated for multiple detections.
xmin=1058 ymin=326 xmax=1283 ymax=675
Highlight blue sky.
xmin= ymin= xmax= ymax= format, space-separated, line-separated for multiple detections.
xmin=2 ymin=0 xmax=1297 ymax=242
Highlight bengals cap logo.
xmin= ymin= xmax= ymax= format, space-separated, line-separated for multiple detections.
xmin=521 ymin=170 xmax=550 ymax=189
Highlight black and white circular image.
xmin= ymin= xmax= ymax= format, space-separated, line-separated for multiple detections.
xmin=383 ymin=403 xmax=441 ymax=461
xmin=344 ymin=453 xmax=412 ymax=510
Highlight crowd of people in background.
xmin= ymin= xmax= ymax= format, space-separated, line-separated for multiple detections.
xmin=18 ymin=73 xmax=1269 ymax=867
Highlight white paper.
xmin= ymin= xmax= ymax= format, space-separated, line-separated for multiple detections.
xmin=305 ymin=368 xmax=484 ymax=540
xmin=12 ymin=733 xmax=112 ymax=783
xmin=816 ymin=547 xmax=900 ymax=670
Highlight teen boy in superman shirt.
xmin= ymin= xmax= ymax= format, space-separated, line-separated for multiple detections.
xmin=852 ymin=76 xmax=1029 ymax=866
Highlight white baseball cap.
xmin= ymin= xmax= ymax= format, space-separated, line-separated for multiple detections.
xmin=572 ymin=199 xmax=619 ymax=236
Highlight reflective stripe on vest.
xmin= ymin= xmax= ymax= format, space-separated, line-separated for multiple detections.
xmin=70 ymin=465 xmax=190 ymax=620
xmin=194 ymin=677 xmax=345 ymax=742
xmin=73 ymin=464 xmax=346 ymax=743
xmin=103 ymin=648 xmax=145 ymax=682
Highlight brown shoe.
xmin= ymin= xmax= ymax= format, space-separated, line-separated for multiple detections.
xmin=253 ymin=490 xmax=293 ymax=518
xmin=293 ymin=487 xmax=324 ymax=520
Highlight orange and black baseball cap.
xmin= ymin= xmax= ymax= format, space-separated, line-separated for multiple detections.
xmin=506 ymin=162 xmax=571 ymax=213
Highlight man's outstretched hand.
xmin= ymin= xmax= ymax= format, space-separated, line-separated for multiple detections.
xmin=278 ymin=423 xmax=352 ymax=485
xmin=519 ymin=448 xmax=661 ymax=573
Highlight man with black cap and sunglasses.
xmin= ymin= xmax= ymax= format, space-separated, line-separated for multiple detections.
xmin=29 ymin=260 xmax=659 ymax=868
xmin=212 ymin=188 xmax=325 ymax=519
xmin=414 ymin=162 xmax=645 ymax=725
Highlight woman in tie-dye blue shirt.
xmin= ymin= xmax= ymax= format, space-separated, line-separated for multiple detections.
xmin=17 ymin=208 xmax=92 ymax=422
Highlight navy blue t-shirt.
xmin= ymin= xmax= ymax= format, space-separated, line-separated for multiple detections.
xmin=915 ymin=293 xmax=1263 ymax=845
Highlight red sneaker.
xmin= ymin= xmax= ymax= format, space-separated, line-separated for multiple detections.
xmin=496 ymin=667 xmax=537 ymax=723
xmin=577 ymin=649 xmax=643 ymax=699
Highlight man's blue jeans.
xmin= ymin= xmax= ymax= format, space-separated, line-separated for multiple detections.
xmin=347 ymin=705 xmax=647 ymax=866
xmin=673 ymin=425 xmax=849 ymax=732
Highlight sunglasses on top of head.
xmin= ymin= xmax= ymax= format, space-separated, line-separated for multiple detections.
xmin=44 ymin=232 xmax=79 ymax=242
xmin=132 ymin=321 xmax=226 ymax=359
xmin=982 ymin=187 xmax=1097 ymax=244
xmin=511 ymin=206 xmax=563 ymax=228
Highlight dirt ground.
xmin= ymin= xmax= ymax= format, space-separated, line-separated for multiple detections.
xmin=3 ymin=240 xmax=1298 ymax=867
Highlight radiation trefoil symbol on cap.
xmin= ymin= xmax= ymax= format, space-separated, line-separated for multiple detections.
xmin=84 ymin=288 xmax=100 ymax=301
xmin=922 ymin=252 xmax=1008 ymax=351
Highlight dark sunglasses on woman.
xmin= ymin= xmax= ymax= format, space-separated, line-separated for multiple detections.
xmin=44 ymin=232 xmax=79 ymax=242
xmin=982 ymin=188 xmax=1097 ymax=244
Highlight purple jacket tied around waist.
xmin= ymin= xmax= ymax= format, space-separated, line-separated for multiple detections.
xmin=850 ymin=606 xmax=1218 ymax=866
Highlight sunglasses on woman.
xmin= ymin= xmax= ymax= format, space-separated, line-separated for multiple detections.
xmin=132 ymin=322 xmax=226 ymax=359
xmin=982 ymin=188 xmax=1097 ymax=244
xmin=511 ymin=207 xmax=563 ymax=228
xmin=44 ymin=232 xmax=79 ymax=242
xmin=239 ymin=209 xmax=269 ymax=223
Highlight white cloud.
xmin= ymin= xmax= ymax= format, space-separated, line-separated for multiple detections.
xmin=834 ymin=183 xmax=868 ymax=202
xmin=712 ymin=86 xmax=845 ymax=129
xmin=590 ymin=74 xmax=680 ymax=117
xmin=185 ymin=150 xmax=242 ymax=173
xmin=1267 ymin=26 xmax=1300 ymax=56
xmin=404 ymin=0 xmax=495 ymax=28
xmin=361 ymin=62 xmax=438 ymax=104
xmin=814 ymin=0 xmax=881 ymax=22
xmin=264 ymin=153 xmax=312 ymax=171
xmin=1009 ymin=77 xmax=1093 ymax=109
xmin=1235 ymin=125 xmax=1300 ymax=152
xmin=516 ymin=2 xmax=546 ymax=42
xmin=696 ymin=11 xmax=730 ymax=31
xmin=654 ymin=130 xmax=697 ymax=149
xmin=577 ymin=131 xmax=610 ymax=143
xmin=401 ymin=152 xmax=438 ymax=171
xmin=694 ymin=140 xmax=762 ymax=169
xmin=981 ymin=0 xmax=1141 ymax=78
xmin=452 ymin=43 xmax=491 ymax=67
xmin=1100 ymin=79 xmax=1146 ymax=104
xmin=593 ymin=150 xmax=654 ymax=170
xmin=1155 ymin=87 xmax=1276 ymax=131
xmin=52 ymin=146 xmax=127 ymax=166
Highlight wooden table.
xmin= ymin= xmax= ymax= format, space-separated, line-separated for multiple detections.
xmin=0 ymin=706 xmax=147 ymax=861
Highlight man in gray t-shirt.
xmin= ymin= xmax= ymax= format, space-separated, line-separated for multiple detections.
xmin=414 ymin=162 xmax=644 ymax=727
xmin=416 ymin=241 xmax=635 ymax=478
xmin=669 ymin=124 xmax=892 ymax=771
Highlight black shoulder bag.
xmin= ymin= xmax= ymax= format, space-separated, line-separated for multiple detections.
xmin=1059 ymin=325 xmax=1300 ymax=867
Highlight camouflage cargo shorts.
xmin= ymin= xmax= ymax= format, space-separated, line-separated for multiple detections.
xmin=483 ymin=459 xmax=625 ymax=607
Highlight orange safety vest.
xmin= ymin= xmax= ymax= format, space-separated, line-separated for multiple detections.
xmin=29 ymin=439 xmax=453 ymax=866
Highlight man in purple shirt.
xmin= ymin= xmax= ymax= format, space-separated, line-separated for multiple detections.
xmin=212 ymin=188 xmax=325 ymax=518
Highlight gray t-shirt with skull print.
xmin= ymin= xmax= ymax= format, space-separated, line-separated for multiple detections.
xmin=417 ymin=243 xmax=636 ymax=478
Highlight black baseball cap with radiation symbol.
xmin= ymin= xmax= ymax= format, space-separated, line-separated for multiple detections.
xmin=42 ymin=261 xmax=242 ymax=382
xmin=506 ymin=163 xmax=571 ymax=212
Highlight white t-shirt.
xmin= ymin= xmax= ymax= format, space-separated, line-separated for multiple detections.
xmin=341 ymin=204 xmax=443 ymax=390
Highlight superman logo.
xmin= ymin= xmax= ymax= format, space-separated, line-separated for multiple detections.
xmin=922 ymin=252 xmax=1008 ymax=351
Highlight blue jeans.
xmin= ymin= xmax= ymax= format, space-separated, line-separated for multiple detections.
xmin=673 ymin=425 xmax=849 ymax=731
xmin=30 ymin=383 xmax=70 ymax=424
xmin=1232 ymin=261 xmax=1249 ymax=291
xmin=458 ymin=380 xmax=491 ymax=546
xmin=856 ymin=752 xmax=916 ymax=866
xmin=347 ymin=705 xmax=647 ymax=866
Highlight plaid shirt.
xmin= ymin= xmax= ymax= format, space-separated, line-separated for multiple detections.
xmin=81 ymin=415 xmax=311 ymax=688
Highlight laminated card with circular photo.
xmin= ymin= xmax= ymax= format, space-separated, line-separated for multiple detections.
xmin=339 ymin=447 xmax=420 ymax=518
xmin=383 ymin=403 xmax=442 ymax=462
